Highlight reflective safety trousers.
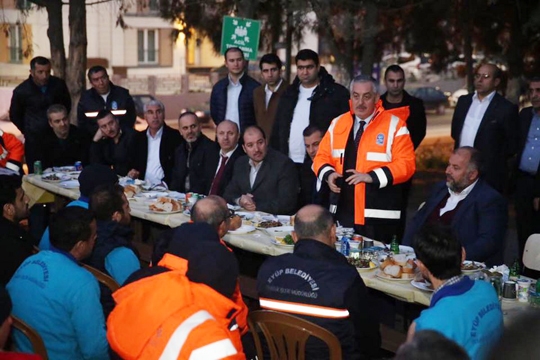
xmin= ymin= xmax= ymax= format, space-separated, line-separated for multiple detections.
xmin=107 ymin=254 xmax=245 ymax=360
xmin=313 ymin=101 xmax=416 ymax=225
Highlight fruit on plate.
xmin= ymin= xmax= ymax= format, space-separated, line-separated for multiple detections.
xmin=149 ymin=197 xmax=182 ymax=212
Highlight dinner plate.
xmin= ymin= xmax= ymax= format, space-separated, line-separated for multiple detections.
xmin=59 ymin=180 xmax=79 ymax=189
xmin=67 ymin=171 xmax=81 ymax=179
xmin=136 ymin=191 xmax=169 ymax=199
xmin=411 ymin=279 xmax=434 ymax=292
xmin=270 ymin=238 xmax=294 ymax=248
xmin=148 ymin=209 xmax=183 ymax=215
xmin=461 ymin=260 xmax=486 ymax=274
xmin=41 ymin=173 xmax=71 ymax=183
xmin=375 ymin=270 xmax=415 ymax=282
xmin=263 ymin=226 xmax=294 ymax=237
xmin=236 ymin=211 xmax=254 ymax=220
xmin=52 ymin=166 xmax=76 ymax=172
xmin=229 ymin=225 xmax=256 ymax=235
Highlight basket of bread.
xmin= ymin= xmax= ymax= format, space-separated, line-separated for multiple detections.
xmin=148 ymin=197 xmax=182 ymax=214
xmin=377 ymin=254 xmax=417 ymax=281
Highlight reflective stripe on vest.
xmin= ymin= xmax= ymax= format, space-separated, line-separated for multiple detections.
xmin=188 ymin=339 xmax=237 ymax=360
xmin=111 ymin=110 xmax=127 ymax=116
xmin=364 ymin=208 xmax=401 ymax=219
xmin=259 ymin=298 xmax=350 ymax=318
xmin=159 ymin=310 xmax=214 ymax=360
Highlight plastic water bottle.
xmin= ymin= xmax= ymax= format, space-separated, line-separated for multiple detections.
xmin=341 ymin=236 xmax=350 ymax=256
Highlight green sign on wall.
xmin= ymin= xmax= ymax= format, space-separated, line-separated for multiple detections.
xmin=220 ymin=16 xmax=261 ymax=61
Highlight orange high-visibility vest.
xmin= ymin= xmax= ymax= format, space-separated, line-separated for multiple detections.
xmin=0 ymin=130 xmax=24 ymax=173
xmin=107 ymin=254 xmax=245 ymax=360
xmin=313 ymin=100 xmax=415 ymax=225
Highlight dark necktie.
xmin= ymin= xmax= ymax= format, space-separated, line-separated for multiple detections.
xmin=209 ymin=155 xmax=229 ymax=195
xmin=354 ymin=120 xmax=366 ymax=149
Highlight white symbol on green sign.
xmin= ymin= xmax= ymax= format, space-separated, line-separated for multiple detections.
xmin=221 ymin=16 xmax=261 ymax=61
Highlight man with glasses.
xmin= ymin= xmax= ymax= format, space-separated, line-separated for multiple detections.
xmin=451 ymin=63 xmax=518 ymax=193
xmin=313 ymin=75 xmax=415 ymax=242
xmin=270 ymin=49 xmax=349 ymax=170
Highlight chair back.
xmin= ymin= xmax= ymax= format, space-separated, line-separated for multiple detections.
xmin=11 ymin=315 xmax=48 ymax=360
xmin=82 ymin=263 xmax=120 ymax=292
xmin=248 ymin=310 xmax=342 ymax=360
xmin=523 ymin=234 xmax=540 ymax=271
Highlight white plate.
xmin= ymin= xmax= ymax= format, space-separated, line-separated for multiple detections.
xmin=59 ymin=180 xmax=79 ymax=189
xmin=136 ymin=191 xmax=169 ymax=199
xmin=399 ymin=245 xmax=415 ymax=254
xmin=229 ymin=225 xmax=256 ymax=235
xmin=148 ymin=209 xmax=183 ymax=215
xmin=375 ymin=270 xmax=416 ymax=282
xmin=67 ymin=171 xmax=81 ymax=179
xmin=263 ymin=226 xmax=294 ymax=237
xmin=53 ymin=166 xmax=76 ymax=172
xmin=167 ymin=191 xmax=186 ymax=200
xmin=411 ymin=279 xmax=434 ymax=292
xmin=41 ymin=173 xmax=71 ymax=183
xmin=236 ymin=211 xmax=254 ymax=220
xmin=270 ymin=238 xmax=295 ymax=248
xmin=461 ymin=260 xmax=486 ymax=274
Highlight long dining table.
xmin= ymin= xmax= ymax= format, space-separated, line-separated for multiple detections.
xmin=22 ymin=173 xmax=533 ymax=325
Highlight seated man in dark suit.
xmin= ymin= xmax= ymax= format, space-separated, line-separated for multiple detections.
xmin=403 ymin=147 xmax=507 ymax=267
xmin=35 ymin=104 xmax=91 ymax=170
xmin=127 ymin=100 xmax=182 ymax=186
xmin=299 ymin=125 xmax=329 ymax=208
xmin=223 ymin=125 xmax=298 ymax=215
xmin=89 ymin=109 xmax=135 ymax=176
xmin=257 ymin=205 xmax=381 ymax=359
xmin=208 ymin=120 xmax=245 ymax=196
xmin=170 ymin=111 xmax=218 ymax=193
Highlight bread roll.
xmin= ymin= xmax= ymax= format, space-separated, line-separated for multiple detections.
xmin=393 ymin=254 xmax=408 ymax=267
xmin=384 ymin=265 xmax=402 ymax=278
xmin=380 ymin=258 xmax=394 ymax=270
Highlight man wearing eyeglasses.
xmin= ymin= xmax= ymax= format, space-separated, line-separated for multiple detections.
xmin=451 ymin=63 xmax=519 ymax=193
xmin=270 ymin=49 xmax=350 ymax=170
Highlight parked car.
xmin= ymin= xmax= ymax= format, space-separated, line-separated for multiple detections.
xmin=132 ymin=94 xmax=156 ymax=118
xmin=449 ymin=88 xmax=469 ymax=108
xmin=410 ymin=87 xmax=449 ymax=114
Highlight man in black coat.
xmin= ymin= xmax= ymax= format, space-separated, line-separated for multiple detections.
xmin=89 ymin=110 xmax=135 ymax=176
xmin=381 ymin=64 xmax=427 ymax=240
xmin=77 ymin=66 xmax=136 ymax=136
xmin=514 ymin=77 xmax=540 ymax=273
xmin=270 ymin=49 xmax=349 ymax=160
xmin=35 ymin=104 xmax=91 ymax=170
xmin=224 ymin=126 xmax=298 ymax=215
xmin=210 ymin=47 xmax=260 ymax=133
xmin=9 ymin=56 xmax=71 ymax=172
xmin=127 ymin=100 xmax=182 ymax=186
xmin=170 ymin=112 xmax=219 ymax=194
xmin=0 ymin=173 xmax=34 ymax=286
xmin=207 ymin=120 xmax=245 ymax=196
xmin=451 ymin=63 xmax=519 ymax=193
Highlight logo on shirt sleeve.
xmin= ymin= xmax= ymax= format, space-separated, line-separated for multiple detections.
xmin=376 ymin=133 xmax=385 ymax=145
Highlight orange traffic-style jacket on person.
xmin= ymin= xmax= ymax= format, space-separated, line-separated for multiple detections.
xmin=107 ymin=254 xmax=246 ymax=360
xmin=313 ymin=100 xmax=415 ymax=226
xmin=0 ymin=129 xmax=24 ymax=174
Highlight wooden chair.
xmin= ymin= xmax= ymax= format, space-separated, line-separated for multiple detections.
xmin=248 ymin=310 xmax=342 ymax=360
xmin=523 ymin=234 xmax=540 ymax=271
xmin=81 ymin=263 xmax=120 ymax=292
xmin=11 ymin=315 xmax=48 ymax=360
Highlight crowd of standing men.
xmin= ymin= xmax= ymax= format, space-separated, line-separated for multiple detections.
xmin=0 ymin=47 xmax=539 ymax=359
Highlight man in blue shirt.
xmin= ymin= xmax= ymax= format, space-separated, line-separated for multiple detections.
xmin=407 ymin=224 xmax=503 ymax=360
xmin=7 ymin=207 xmax=109 ymax=360
xmin=39 ymin=163 xmax=118 ymax=250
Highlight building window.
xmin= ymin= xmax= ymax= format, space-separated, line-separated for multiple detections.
xmin=9 ymin=25 xmax=23 ymax=63
xmin=138 ymin=29 xmax=158 ymax=64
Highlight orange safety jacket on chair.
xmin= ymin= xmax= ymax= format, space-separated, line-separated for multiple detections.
xmin=107 ymin=254 xmax=246 ymax=360
xmin=0 ymin=130 xmax=24 ymax=173
xmin=313 ymin=100 xmax=415 ymax=226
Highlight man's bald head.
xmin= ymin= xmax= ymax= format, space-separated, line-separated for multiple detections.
xmin=191 ymin=195 xmax=230 ymax=232
xmin=293 ymin=205 xmax=335 ymax=246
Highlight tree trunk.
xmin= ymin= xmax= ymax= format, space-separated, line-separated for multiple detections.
xmin=505 ymin=3 xmax=524 ymax=104
xmin=44 ymin=0 xmax=66 ymax=79
xmin=360 ymin=1 xmax=378 ymax=77
xmin=66 ymin=0 xmax=87 ymax=125
xmin=461 ymin=0 xmax=474 ymax=93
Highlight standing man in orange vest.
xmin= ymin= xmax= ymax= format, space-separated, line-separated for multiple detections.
xmin=313 ymin=75 xmax=416 ymax=242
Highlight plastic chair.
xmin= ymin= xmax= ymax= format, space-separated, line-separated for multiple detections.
xmin=81 ymin=263 xmax=120 ymax=292
xmin=248 ymin=310 xmax=342 ymax=360
xmin=523 ymin=234 xmax=540 ymax=271
xmin=11 ymin=315 xmax=48 ymax=360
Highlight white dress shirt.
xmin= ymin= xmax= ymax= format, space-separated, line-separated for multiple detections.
xmin=459 ymin=91 xmax=496 ymax=147
xmin=354 ymin=111 xmax=376 ymax=135
xmin=249 ymin=159 xmax=263 ymax=188
xmin=214 ymin=145 xmax=238 ymax=176
xmin=265 ymin=79 xmax=283 ymax=108
xmin=440 ymin=179 xmax=478 ymax=216
xmin=225 ymin=73 xmax=243 ymax=129
xmin=289 ymin=85 xmax=316 ymax=163
xmin=144 ymin=126 xmax=165 ymax=185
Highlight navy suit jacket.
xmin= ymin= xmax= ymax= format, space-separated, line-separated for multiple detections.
xmin=451 ymin=92 xmax=518 ymax=193
xmin=517 ymin=107 xmax=540 ymax=197
xmin=403 ymin=179 xmax=507 ymax=267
